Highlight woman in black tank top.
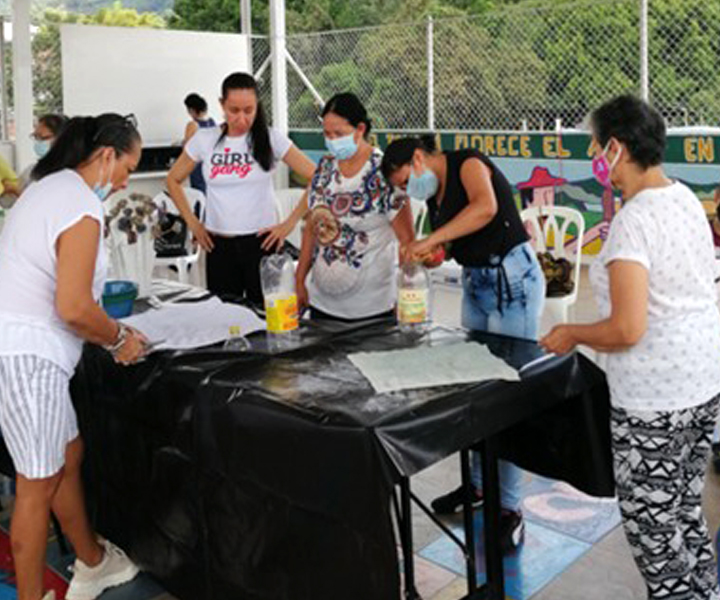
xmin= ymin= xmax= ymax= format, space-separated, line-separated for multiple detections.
xmin=381 ymin=136 xmax=546 ymax=539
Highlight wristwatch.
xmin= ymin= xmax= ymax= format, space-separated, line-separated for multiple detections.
xmin=104 ymin=322 xmax=130 ymax=355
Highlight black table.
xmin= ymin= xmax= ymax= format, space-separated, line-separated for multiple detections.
xmin=70 ymin=320 xmax=614 ymax=600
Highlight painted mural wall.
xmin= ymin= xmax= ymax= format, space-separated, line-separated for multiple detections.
xmin=290 ymin=129 xmax=720 ymax=257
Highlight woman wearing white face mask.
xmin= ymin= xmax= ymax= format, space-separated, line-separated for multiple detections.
xmin=381 ymin=135 xmax=545 ymax=551
xmin=295 ymin=93 xmax=414 ymax=321
xmin=0 ymin=114 xmax=146 ymax=600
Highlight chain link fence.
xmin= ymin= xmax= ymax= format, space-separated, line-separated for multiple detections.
xmin=282 ymin=0 xmax=720 ymax=130
xmin=0 ymin=0 xmax=718 ymax=137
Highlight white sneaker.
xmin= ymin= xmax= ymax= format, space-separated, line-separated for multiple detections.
xmin=65 ymin=539 xmax=139 ymax=600
xmin=42 ymin=592 xmax=56 ymax=600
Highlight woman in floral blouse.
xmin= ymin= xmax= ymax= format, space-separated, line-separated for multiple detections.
xmin=296 ymin=93 xmax=414 ymax=321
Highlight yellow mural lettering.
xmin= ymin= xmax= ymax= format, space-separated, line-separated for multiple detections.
xmin=455 ymin=134 xmax=469 ymax=150
xmin=557 ymin=137 xmax=571 ymax=158
xmin=496 ymin=135 xmax=507 ymax=157
xmin=484 ymin=135 xmax=496 ymax=156
xmin=508 ymin=135 xmax=519 ymax=157
xmin=470 ymin=134 xmax=484 ymax=153
xmin=684 ymin=138 xmax=697 ymax=163
xmin=586 ymin=139 xmax=596 ymax=157
xmin=698 ymin=137 xmax=715 ymax=163
xmin=542 ymin=136 xmax=557 ymax=158
xmin=520 ymin=136 xmax=531 ymax=158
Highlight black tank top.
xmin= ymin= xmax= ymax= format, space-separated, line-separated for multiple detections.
xmin=428 ymin=150 xmax=528 ymax=267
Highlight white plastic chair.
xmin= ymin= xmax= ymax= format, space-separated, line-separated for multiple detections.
xmin=520 ymin=205 xmax=585 ymax=324
xmin=273 ymin=188 xmax=306 ymax=251
xmin=152 ymin=188 xmax=206 ymax=286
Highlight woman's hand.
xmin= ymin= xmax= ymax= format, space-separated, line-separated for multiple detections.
xmin=296 ymin=278 xmax=309 ymax=312
xmin=259 ymin=219 xmax=293 ymax=252
xmin=540 ymin=325 xmax=578 ymax=355
xmin=403 ymin=238 xmax=439 ymax=264
xmin=113 ymin=327 xmax=149 ymax=366
xmin=188 ymin=217 xmax=214 ymax=252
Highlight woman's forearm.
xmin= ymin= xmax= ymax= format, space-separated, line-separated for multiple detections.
xmin=296 ymin=220 xmax=316 ymax=284
xmin=427 ymin=203 xmax=496 ymax=246
xmin=166 ymin=176 xmax=197 ymax=225
xmin=58 ymin=298 xmax=119 ymax=346
xmin=567 ymin=319 xmax=643 ymax=352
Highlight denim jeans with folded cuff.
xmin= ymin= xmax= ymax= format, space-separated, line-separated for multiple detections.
xmin=461 ymin=241 xmax=545 ymax=511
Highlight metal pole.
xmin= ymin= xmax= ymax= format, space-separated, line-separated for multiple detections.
xmin=285 ymin=49 xmax=324 ymax=109
xmin=12 ymin=0 xmax=33 ymax=171
xmin=0 ymin=17 xmax=7 ymax=140
xmin=427 ymin=16 xmax=435 ymax=131
xmin=640 ymin=0 xmax=649 ymax=101
xmin=240 ymin=0 xmax=253 ymax=72
xmin=270 ymin=0 xmax=289 ymax=187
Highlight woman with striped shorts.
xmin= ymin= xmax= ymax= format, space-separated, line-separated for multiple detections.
xmin=0 ymin=115 xmax=147 ymax=600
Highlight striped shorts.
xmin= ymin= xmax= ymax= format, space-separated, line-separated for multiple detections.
xmin=0 ymin=355 xmax=79 ymax=479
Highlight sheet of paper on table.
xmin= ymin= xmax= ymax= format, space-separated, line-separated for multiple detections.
xmin=348 ymin=341 xmax=520 ymax=394
xmin=123 ymin=297 xmax=266 ymax=351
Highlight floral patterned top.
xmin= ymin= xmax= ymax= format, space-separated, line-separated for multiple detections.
xmin=307 ymin=148 xmax=407 ymax=319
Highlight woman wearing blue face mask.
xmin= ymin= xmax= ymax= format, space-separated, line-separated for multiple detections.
xmin=0 ymin=114 xmax=147 ymax=600
xmin=381 ymin=135 xmax=545 ymax=551
xmin=18 ymin=114 xmax=69 ymax=193
xmin=295 ymin=93 xmax=415 ymax=321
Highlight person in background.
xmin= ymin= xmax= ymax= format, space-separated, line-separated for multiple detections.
xmin=295 ymin=93 xmax=414 ymax=321
xmin=542 ymin=95 xmax=720 ymax=600
xmin=167 ymin=72 xmax=316 ymax=307
xmin=381 ymin=133 xmax=545 ymax=553
xmin=18 ymin=114 xmax=69 ymax=192
xmin=182 ymin=93 xmax=216 ymax=195
xmin=0 ymin=155 xmax=19 ymax=204
xmin=0 ymin=114 xmax=146 ymax=600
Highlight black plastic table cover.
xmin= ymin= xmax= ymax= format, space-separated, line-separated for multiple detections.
xmin=70 ymin=321 xmax=614 ymax=600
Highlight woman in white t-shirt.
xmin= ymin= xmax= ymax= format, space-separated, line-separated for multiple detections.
xmin=542 ymin=95 xmax=720 ymax=600
xmin=167 ymin=72 xmax=316 ymax=306
xmin=0 ymin=114 xmax=146 ymax=600
xmin=295 ymin=93 xmax=414 ymax=321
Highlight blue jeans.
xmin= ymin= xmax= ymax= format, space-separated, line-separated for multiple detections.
xmin=461 ymin=242 xmax=545 ymax=511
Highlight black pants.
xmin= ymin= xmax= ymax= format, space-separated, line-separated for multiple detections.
xmin=207 ymin=233 xmax=268 ymax=306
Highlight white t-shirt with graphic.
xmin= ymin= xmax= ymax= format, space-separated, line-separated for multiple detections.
xmin=185 ymin=126 xmax=292 ymax=235
xmin=307 ymin=149 xmax=407 ymax=319
xmin=0 ymin=169 xmax=107 ymax=374
xmin=589 ymin=181 xmax=720 ymax=411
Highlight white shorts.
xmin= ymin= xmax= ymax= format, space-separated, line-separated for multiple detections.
xmin=0 ymin=355 xmax=79 ymax=479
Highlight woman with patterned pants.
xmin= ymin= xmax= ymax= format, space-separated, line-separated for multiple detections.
xmin=542 ymin=95 xmax=720 ymax=600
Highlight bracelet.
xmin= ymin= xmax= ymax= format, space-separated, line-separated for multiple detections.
xmin=104 ymin=322 xmax=130 ymax=355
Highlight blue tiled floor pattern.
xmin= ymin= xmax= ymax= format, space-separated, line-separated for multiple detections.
xmin=1 ymin=471 xmax=620 ymax=599
xmin=418 ymin=471 xmax=621 ymax=599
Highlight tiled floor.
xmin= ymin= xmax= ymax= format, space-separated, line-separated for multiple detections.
xmin=15 ymin=267 xmax=720 ymax=599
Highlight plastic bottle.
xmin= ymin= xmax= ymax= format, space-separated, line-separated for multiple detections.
xmin=397 ymin=262 xmax=432 ymax=335
xmin=260 ymin=254 xmax=299 ymax=339
xmin=223 ymin=325 xmax=250 ymax=351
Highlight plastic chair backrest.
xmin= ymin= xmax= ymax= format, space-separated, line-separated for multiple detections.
xmin=409 ymin=199 xmax=429 ymax=236
xmin=520 ymin=205 xmax=585 ymax=299
xmin=152 ymin=188 xmax=206 ymax=223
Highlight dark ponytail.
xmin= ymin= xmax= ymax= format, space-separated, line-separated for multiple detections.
xmin=32 ymin=113 xmax=140 ymax=181
xmin=380 ymin=135 xmax=437 ymax=180
xmin=321 ymin=93 xmax=372 ymax=138
xmin=217 ymin=72 xmax=273 ymax=172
